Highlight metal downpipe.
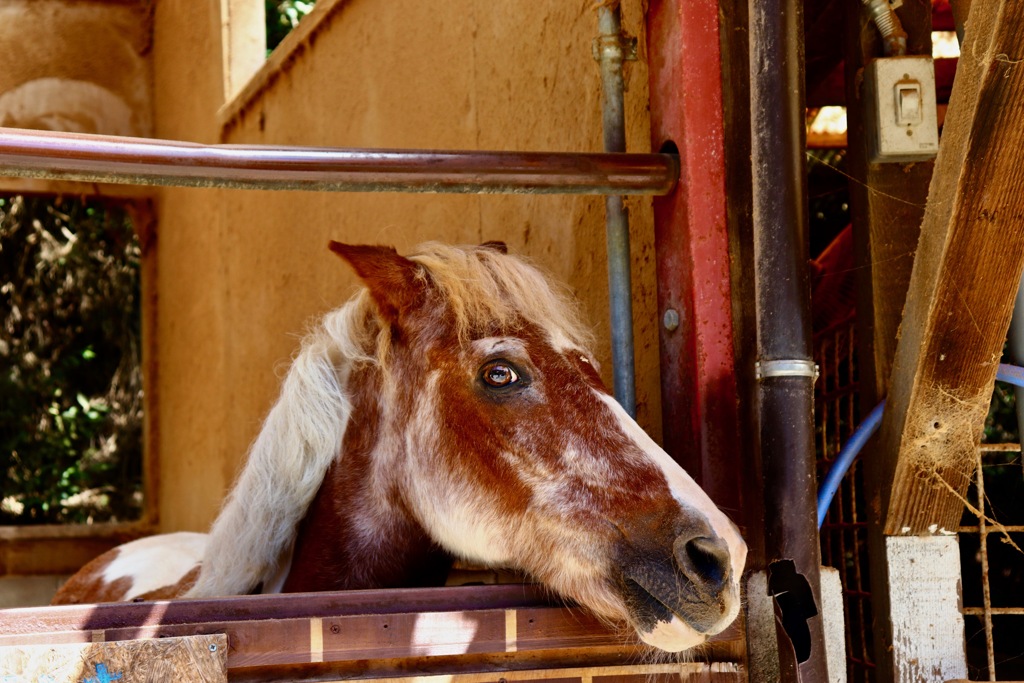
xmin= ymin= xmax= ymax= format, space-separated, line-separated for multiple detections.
xmin=749 ymin=0 xmax=828 ymax=678
xmin=595 ymin=4 xmax=637 ymax=416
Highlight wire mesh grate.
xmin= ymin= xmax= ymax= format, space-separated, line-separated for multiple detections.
xmin=814 ymin=316 xmax=875 ymax=683
xmin=959 ymin=442 xmax=1024 ymax=681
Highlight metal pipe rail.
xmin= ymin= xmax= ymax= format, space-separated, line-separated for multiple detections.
xmin=0 ymin=127 xmax=678 ymax=195
xmin=595 ymin=4 xmax=638 ymax=416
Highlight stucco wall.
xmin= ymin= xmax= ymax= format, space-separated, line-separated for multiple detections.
xmin=151 ymin=0 xmax=661 ymax=533
xmin=0 ymin=0 xmax=151 ymax=136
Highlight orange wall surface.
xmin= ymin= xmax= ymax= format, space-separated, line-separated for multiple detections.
xmin=151 ymin=0 xmax=662 ymax=533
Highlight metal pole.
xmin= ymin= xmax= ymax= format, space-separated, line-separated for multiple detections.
xmin=0 ymin=127 xmax=678 ymax=196
xmin=749 ymin=0 xmax=828 ymax=677
xmin=595 ymin=4 xmax=637 ymax=416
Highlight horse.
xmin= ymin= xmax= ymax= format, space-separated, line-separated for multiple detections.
xmin=52 ymin=241 xmax=747 ymax=653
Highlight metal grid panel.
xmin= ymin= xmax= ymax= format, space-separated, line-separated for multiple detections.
xmin=814 ymin=320 xmax=1024 ymax=682
xmin=814 ymin=317 xmax=875 ymax=683
xmin=959 ymin=442 xmax=1024 ymax=681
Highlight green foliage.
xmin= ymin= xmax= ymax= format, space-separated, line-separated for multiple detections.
xmin=983 ymin=380 xmax=1019 ymax=444
xmin=0 ymin=195 xmax=143 ymax=525
xmin=266 ymin=0 xmax=316 ymax=54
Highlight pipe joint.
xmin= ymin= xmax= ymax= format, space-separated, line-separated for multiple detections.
xmin=592 ymin=33 xmax=638 ymax=64
xmin=755 ymin=359 xmax=820 ymax=382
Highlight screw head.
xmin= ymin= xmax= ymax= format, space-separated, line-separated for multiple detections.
xmin=663 ymin=308 xmax=680 ymax=331
xmin=209 ymin=643 xmax=218 ymax=652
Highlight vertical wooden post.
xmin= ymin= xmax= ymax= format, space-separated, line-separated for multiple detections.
xmin=843 ymin=4 xmax=933 ymax=680
xmin=861 ymin=2 xmax=1024 ymax=681
xmin=845 ymin=2 xmax=933 ymax=407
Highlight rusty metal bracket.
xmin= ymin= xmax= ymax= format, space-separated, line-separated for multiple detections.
xmin=592 ymin=34 xmax=638 ymax=63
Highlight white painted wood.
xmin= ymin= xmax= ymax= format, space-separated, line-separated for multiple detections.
xmin=886 ymin=536 xmax=967 ymax=683
xmin=820 ymin=566 xmax=847 ymax=683
xmin=744 ymin=570 xmax=781 ymax=683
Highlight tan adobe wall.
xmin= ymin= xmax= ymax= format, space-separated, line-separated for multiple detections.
xmin=151 ymin=0 xmax=662 ymax=533
xmin=0 ymin=0 xmax=151 ymax=136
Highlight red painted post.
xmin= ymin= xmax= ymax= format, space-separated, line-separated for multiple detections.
xmin=646 ymin=0 xmax=743 ymax=515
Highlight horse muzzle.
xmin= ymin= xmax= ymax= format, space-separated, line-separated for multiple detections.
xmin=615 ymin=528 xmax=741 ymax=651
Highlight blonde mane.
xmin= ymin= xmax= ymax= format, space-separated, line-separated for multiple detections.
xmin=187 ymin=243 xmax=593 ymax=598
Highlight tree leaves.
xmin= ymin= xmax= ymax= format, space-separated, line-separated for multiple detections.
xmin=0 ymin=196 xmax=142 ymax=525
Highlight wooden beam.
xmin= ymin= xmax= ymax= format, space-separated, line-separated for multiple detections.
xmin=0 ymin=587 xmax=743 ymax=681
xmin=844 ymin=0 xmax=934 ymax=407
xmin=878 ymin=0 xmax=1024 ymax=535
xmin=0 ymin=634 xmax=227 ymax=683
xmin=0 ymin=523 xmax=153 ymax=577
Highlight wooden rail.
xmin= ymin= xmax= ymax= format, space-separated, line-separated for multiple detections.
xmin=0 ymin=585 xmax=742 ymax=682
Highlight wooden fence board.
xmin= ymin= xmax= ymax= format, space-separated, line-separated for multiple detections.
xmin=310 ymin=662 xmax=744 ymax=683
xmin=0 ymin=587 xmax=743 ymax=681
xmin=0 ymin=633 xmax=227 ymax=683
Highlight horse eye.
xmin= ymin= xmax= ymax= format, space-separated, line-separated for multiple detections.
xmin=482 ymin=362 xmax=519 ymax=388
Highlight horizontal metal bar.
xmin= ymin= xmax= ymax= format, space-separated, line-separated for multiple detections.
xmin=962 ymin=606 xmax=1024 ymax=616
xmin=978 ymin=442 xmax=1023 ymax=452
xmin=0 ymin=127 xmax=678 ymax=195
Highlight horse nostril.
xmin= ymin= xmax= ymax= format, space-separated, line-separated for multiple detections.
xmin=674 ymin=534 xmax=731 ymax=595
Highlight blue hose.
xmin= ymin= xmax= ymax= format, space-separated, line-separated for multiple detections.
xmin=816 ymin=363 xmax=1024 ymax=528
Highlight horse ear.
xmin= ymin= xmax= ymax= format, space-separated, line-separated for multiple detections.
xmin=328 ymin=242 xmax=424 ymax=321
xmin=480 ymin=241 xmax=508 ymax=254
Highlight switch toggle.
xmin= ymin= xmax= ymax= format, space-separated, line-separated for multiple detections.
xmin=863 ymin=56 xmax=938 ymax=162
xmin=896 ymin=81 xmax=923 ymax=125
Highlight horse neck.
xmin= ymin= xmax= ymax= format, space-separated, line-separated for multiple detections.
xmin=281 ymin=363 xmax=453 ymax=592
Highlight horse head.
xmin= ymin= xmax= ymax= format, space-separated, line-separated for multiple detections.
xmin=330 ymin=241 xmax=747 ymax=652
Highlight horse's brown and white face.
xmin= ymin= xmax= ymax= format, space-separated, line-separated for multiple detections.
xmin=333 ymin=242 xmax=747 ymax=653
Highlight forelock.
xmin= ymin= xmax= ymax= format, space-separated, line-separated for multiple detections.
xmin=408 ymin=242 xmax=594 ymax=350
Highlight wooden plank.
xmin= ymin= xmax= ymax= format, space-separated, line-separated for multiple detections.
xmin=841 ymin=11 xmax=936 ymax=683
xmin=0 ymin=633 xmax=226 ymax=682
xmin=0 ymin=592 xmax=744 ymax=681
xmin=886 ymin=537 xmax=967 ymax=682
xmin=0 ymin=584 xmax=551 ymax=636
xmin=0 ymin=523 xmax=153 ymax=577
xmin=743 ymin=572 xmax=780 ymax=683
xmin=322 ymin=610 xmax=507 ymax=661
xmin=0 ymin=608 xmax=628 ymax=671
xmin=311 ymin=662 xmax=744 ymax=683
xmin=843 ymin=0 xmax=934 ymax=407
xmin=878 ymin=0 xmax=1024 ymax=535
xmin=515 ymin=608 xmax=621 ymax=651
xmin=819 ymin=567 xmax=846 ymax=683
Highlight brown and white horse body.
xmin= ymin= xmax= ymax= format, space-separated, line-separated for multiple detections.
xmin=54 ymin=242 xmax=746 ymax=653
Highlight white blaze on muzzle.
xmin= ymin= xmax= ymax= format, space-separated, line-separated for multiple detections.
xmin=595 ymin=391 xmax=748 ymax=643
xmin=639 ymin=617 xmax=708 ymax=652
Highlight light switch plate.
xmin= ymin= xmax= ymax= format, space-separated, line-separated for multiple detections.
xmin=863 ymin=55 xmax=939 ymax=163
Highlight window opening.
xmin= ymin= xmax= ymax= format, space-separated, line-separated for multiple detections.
xmin=266 ymin=0 xmax=316 ymax=54
xmin=0 ymin=195 xmax=144 ymax=525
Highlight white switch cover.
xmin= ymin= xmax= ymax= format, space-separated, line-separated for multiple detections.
xmin=863 ymin=56 xmax=939 ymax=163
